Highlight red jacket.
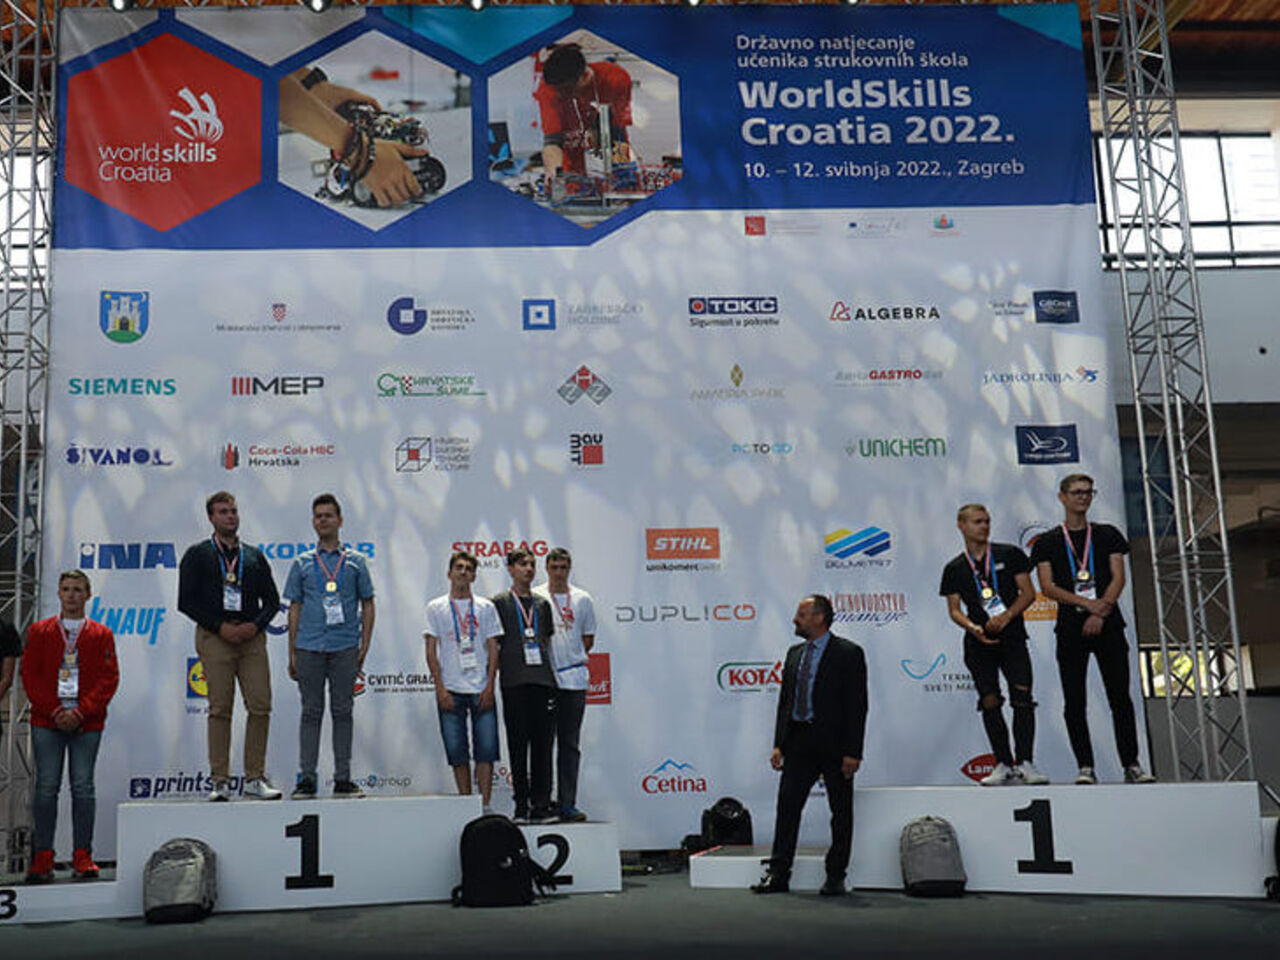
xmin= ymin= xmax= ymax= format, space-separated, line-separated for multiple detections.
xmin=21 ymin=616 xmax=119 ymax=731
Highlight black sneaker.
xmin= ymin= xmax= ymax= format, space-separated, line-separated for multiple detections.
xmin=513 ymin=805 xmax=530 ymax=823
xmin=333 ymin=779 xmax=365 ymax=798
xmin=531 ymin=807 xmax=559 ymax=824
xmin=291 ymin=775 xmax=317 ymax=800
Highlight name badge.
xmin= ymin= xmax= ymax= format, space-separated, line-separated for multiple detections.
xmin=1075 ymin=582 xmax=1098 ymax=601
xmin=523 ymin=640 xmax=543 ymax=667
xmin=322 ymin=593 xmax=345 ymax=626
xmin=223 ymin=584 xmax=243 ymax=612
xmin=459 ymin=645 xmax=480 ymax=673
xmin=983 ymin=594 xmax=1008 ymax=617
xmin=58 ymin=666 xmax=80 ymax=700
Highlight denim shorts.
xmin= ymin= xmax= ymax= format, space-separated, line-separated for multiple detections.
xmin=437 ymin=692 xmax=499 ymax=766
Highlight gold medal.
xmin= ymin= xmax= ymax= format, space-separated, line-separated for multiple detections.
xmin=1076 ymin=569 xmax=1091 ymax=583
xmin=981 ymin=586 xmax=994 ymax=600
xmin=325 ymin=580 xmax=338 ymax=593
xmin=225 ymin=571 xmax=238 ymax=585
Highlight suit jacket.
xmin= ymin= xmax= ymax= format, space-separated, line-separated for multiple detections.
xmin=772 ymin=634 xmax=868 ymax=760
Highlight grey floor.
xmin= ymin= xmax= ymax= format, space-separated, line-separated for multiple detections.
xmin=2 ymin=867 xmax=1279 ymax=959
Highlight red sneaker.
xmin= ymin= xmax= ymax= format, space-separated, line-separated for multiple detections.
xmin=72 ymin=847 xmax=100 ymax=880
xmin=25 ymin=848 xmax=55 ymax=884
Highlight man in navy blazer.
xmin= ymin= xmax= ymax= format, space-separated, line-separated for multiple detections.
xmin=753 ymin=594 xmax=868 ymax=896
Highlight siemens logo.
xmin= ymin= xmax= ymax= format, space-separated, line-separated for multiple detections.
xmin=79 ymin=541 xmax=177 ymax=570
xmin=69 ymin=377 xmax=177 ymax=396
xmin=688 ymin=297 xmax=778 ymax=315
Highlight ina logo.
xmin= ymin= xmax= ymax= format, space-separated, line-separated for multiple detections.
xmin=100 ymin=291 xmax=149 ymax=343
xmin=187 ymin=657 xmax=208 ymax=698
xmin=170 ymin=87 xmax=224 ymax=144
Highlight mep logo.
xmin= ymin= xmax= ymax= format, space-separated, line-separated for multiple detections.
xmin=824 ymin=526 xmax=892 ymax=569
xmin=230 ymin=375 xmax=323 ymax=396
xmin=187 ymin=657 xmax=207 ymax=698
xmin=522 ymin=298 xmax=556 ymax=331
xmin=559 ymin=366 xmax=611 ymax=405
xmin=387 ymin=296 xmax=427 ymax=335
xmin=901 ymin=652 xmax=946 ymax=680
xmin=1015 ymin=425 xmax=1080 ymax=465
xmin=100 ymin=291 xmax=149 ymax=343
xmin=1033 ymin=290 xmax=1080 ymax=324
xmin=78 ymin=541 xmax=177 ymax=570
xmin=570 ymin=433 xmax=604 ymax=467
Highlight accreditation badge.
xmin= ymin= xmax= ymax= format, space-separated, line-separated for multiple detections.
xmin=223 ymin=584 xmax=243 ymax=612
xmin=523 ymin=639 xmax=543 ymax=667
xmin=983 ymin=593 xmax=1008 ymax=617
xmin=322 ymin=593 xmax=345 ymax=626
xmin=58 ymin=666 xmax=80 ymax=700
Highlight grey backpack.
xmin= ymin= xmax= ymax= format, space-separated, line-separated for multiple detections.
xmin=144 ymin=837 xmax=217 ymax=923
xmin=900 ymin=816 xmax=966 ymax=897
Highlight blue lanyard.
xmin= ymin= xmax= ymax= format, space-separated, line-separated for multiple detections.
xmin=450 ymin=598 xmax=476 ymax=646
xmin=513 ymin=594 xmax=538 ymax=636
xmin=213 ymin=538 xmax=243 ymax=583
xmin=964 ymin=548 xmax=998 ymax=600
xmin=1062 ymin=524 xmax=1095 ymax=583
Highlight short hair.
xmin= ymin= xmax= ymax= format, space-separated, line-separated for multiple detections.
xmin=59 ymin=569 xmax=92 ymax=592
xmin=312 ymin=493 xmax=341 ymax=517
xmin=957 ymin=503 xmax=989 ymax=522
xmin=506 ymin=547 xmax=534 ymax=568
xmin=805 ymin=593 xmax=834 ymax=628
xmin=206 ymin=490 xmax=236 ymax=516
xmin=543 ymin=44 xmax=587 ymax=87
xmin=546 ymin=547 xmax=572 ymax=565
xmin=448 ymin=550 xmax=477 ymax=574
xmin=1059 ymin=473 xmax=1095 ymax=494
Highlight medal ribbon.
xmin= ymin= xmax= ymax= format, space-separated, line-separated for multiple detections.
xmin=450 ymin=598 xmax=476 ymax=647
xmin=213 ymin=537 xmax=243 ymax=584
xmin=58 ymin=619 xmax=81 ymax=665
xmin=314 ymin=549 xmax=346 ymax=589
xmin=963 ymin=548 xmax=999 ymax=602
xmin=1061 ymin=523 xmax=1095 ymax=584
xmin=513 ymin=594 xmax=538 ymax=637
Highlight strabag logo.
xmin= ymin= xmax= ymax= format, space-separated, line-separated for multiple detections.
xmin=66 ymin=443 xmax=174 ymax=469
xmin=641 ymin=759 xmax=708 ymax=795
xmin=1033 ymin=290 xmax=1080 ymax=325
xmin=559 ymin=366 xmax=612 ymax=405
xmin=63 ymin=34 xmax=262 ymax=232
xmin=830 ymin=302 xmax=941 ymax=323
xmin=615 ymin=602 xmax=756 ymax=623
xmin=1015 ymin=425 xmax=1080 ymax=465
xmin=717 ymin=660 xmax=783 ymax=693
xmin=824 ymin=526 xmax=892 ymax=569
xmin=645 ymin=527 xmax=722 ymax=573
xmin=832 ymin=591 xmax=908 ymax=627
xmin=100 ymin=291 xmax=149 ymax=343
xmin=450 ymin=538 xmax=549 ymax=569
xmin=688 ymin=296 xmax=779 ymax=329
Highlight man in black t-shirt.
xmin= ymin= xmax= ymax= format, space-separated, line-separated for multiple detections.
xmin=0 ymin=618 xmax=20 ymax=737
xmin=940 ymin=504 xmax=1045 ymax=785
xmin=1030 ymin=473 xmax=1155 ymax=785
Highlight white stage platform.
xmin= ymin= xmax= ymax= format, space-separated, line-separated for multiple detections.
xmin=691 ymin=782 xmax=1274 ymax=898
xmin=1 ymin=796 xmax=621 ymax=925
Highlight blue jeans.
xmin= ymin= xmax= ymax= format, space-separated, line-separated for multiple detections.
xmin=32 ymin=726 xmax=102 ymax=852
xmin=437 ymin=692 xmax=499 ymax=766
xmin=296 ymin=646 xmax=360 ymax=781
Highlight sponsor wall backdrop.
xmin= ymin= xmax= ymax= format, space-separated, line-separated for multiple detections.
xmin=47 ymin=4 xmax=1146 ymax=856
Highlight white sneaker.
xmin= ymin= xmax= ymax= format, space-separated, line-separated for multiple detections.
xmin=208 ymin=780 xmax=232 ymax=802
xmin=980 ymin=762 xmax=1017 ymax=786
xmin=1124 ymin=765 xmax=1156 ymax=784
xmin=243 ymin=777 xmax=283 ymax=800
xmin=1015 ymin=762 xmax=1050 ymax=785
xmin=1074 ymin=766 xmax=1097 ymax=785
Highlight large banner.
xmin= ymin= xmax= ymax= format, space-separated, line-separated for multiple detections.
xmin=48 ymin=4 xmax=1145 ymax=856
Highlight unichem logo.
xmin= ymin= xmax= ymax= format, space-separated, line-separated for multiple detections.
xmin=522 ymin=298 xmax=556 ymax=331
xmin=845 ymin=437 xmax=946 ymax=458
xmin=825 ymin=526 xmax=890 ymax=559
xmin=642 ymin=759 xmax=708 ymax=795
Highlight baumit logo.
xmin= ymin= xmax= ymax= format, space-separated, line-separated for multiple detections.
xmin=64 ymin=34 xmax=261 ymax=231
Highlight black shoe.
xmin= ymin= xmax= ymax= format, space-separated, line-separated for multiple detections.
xmin=819 ymin=876 xmax=847 ymax=897
xmin=513 ymin=805 xmax=529 ymax=823
xmin=332 ymin=779 xmax=365 ymax=798
xmin=750 ymin=871 xmax=790 ymax=894
xmin=531 ymin=806 xmax=559 ymax=824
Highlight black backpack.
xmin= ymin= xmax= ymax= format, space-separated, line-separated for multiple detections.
xmin=451 ymin=814 xmax=555 ymax=907
xmin=701 ymin=797 xmax=754 ymax=846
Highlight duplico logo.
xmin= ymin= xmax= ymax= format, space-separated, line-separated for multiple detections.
xmin=100 ymin=291 xmax=149 ymax=343
xmin=1015 ymin=425 xmax=1080 ymax=465
xmin=558 ymin=366 xmax=612 ymax=405
xmin=901 ymin=652 xmax=946 ymax=680
xmin=824 ymin=526 xmax=891 ymax=565
xmin=641 ymin=759 xmax=708 ymax=795
xmin=522 ymin=298 xmax=556 ymax=331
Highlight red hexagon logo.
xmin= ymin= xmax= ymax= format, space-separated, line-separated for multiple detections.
xmin=64 ymin=34 xmax=261 ymax=232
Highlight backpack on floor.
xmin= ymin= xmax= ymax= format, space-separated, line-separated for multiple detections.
xmin=451 ymin=814 xmax=555 ymax=907
xmin=701 ymin=796 xmax=754 ymax=846
xmin=143 ymin=837 xmax=217 ymax=923
xmin=900 ymin=815 xmax=967 ymax=897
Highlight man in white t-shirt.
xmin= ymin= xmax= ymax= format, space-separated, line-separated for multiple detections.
xmin=533 ymin=547 xmax=597 ymax=822
xmin=424 ymin=550 xmax=503 ymax=808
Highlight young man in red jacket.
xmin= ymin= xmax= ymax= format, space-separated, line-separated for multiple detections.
xmin=21 ymin=569 xmax=119 ymax=883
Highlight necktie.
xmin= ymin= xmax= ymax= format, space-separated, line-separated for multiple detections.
xmin=796 ymin=640 xmax=816 ymax=721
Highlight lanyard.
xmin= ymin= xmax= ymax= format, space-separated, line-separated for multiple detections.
xmin=964 ymin=548 xmax=999 ymax=600
xmin=314 ymin=549 xmax=346 ymax=592
xmin=450 ymin=598 xmax=476 ymax=646
xmin=213 ymin=537 xmax=243 ymax=585
xmin=512 ymin=594 xmax=538 ymax=636
xmin=58 ymin=619 xmax=82 ymax=663
xmin=1061 ymin=523 xmax=1095 ymax=583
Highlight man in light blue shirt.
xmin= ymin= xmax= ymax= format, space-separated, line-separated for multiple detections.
xmin=284 ymin=493 xmax=375 ymax=799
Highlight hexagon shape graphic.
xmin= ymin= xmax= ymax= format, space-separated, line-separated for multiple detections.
xmin=277 ymin=31 xmax=472 ymax=230
xmin=64 ymin=34 xmax=262 ymax=232
xmin=488 ymin=30 xmax=682 ymax=229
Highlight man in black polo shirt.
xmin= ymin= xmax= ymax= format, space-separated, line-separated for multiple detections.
xmin=940 ymin=504 xmax=1046 ymax=785
xmin=491 ymin=548 xmax=557 ymax=823
xmin=1030 ymin=473 xmax=1155 ymax=785
xmin=178 ymin=491 xmax=282 ymax=801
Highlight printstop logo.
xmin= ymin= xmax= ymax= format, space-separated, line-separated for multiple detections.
xmin=64 ymin=34 xmax=261 ymax=231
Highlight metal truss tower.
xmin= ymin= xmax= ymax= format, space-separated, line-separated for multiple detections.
xmin=1090 ymin=0 xmax=1254 ymax=786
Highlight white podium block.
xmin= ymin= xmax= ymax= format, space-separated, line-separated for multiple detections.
xmin=116 ymin=794 xmax=481 ymax=915
xmin=0 ymin=876 xmax=125 ymax=925
xmin=518 ymin=821 xmax=621 ymax=893
xmin=690 ymin=782 xmax=1270 ymax=898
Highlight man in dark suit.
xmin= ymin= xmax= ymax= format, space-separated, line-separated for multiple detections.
xmin=752 ymin=594 xmax=868 ymax=896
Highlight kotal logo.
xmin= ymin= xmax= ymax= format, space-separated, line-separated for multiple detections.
xmin=641 ymin=759 xmax=708 ymax=795
xmin=717 ymin=660 xmax=783 ymax=693
xmin=961 ymin=753 xmax=998 ymax=783
xmin=63 ymin=34 xmax=261 ymax=232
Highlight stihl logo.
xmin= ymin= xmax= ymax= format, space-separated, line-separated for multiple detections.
xmin=645 ymin=528 xmax=720 ymax=560
xmin=231 ymin=376 xmax=324 ymax=396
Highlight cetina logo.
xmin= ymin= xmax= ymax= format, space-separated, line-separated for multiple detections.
xmin=641 ymin=760 xmax=708 ymax=795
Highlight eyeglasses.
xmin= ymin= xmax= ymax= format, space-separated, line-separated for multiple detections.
xmin=1066 ymin=489 xmax=1097 ymax=498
